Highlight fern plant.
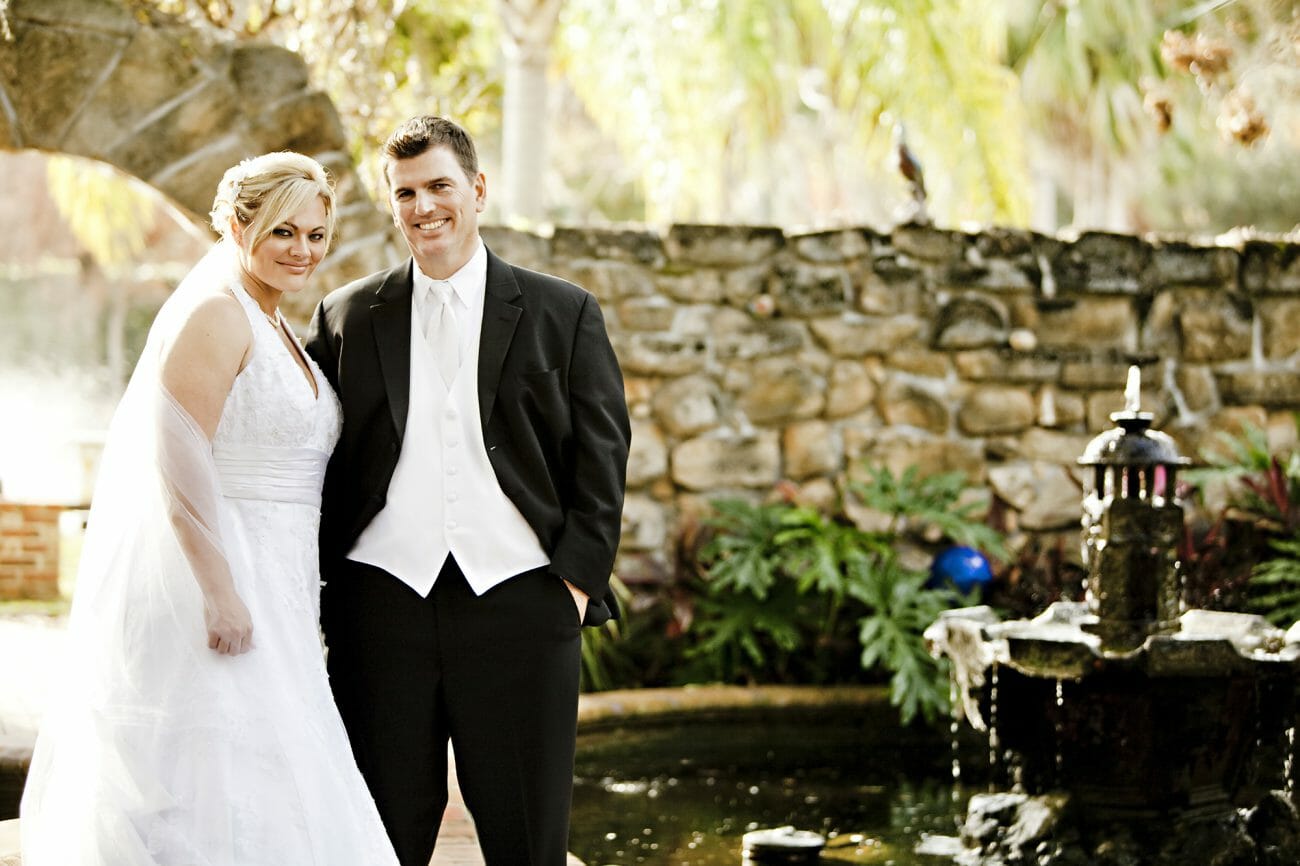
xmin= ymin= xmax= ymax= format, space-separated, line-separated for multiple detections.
xmin=693 ymin=463 xmax=998 ymax=725
xmin=1249 ymin=536 xmax=1300 ymax=627
xmin=1184 ymin=414 xmax=1300 ymax=627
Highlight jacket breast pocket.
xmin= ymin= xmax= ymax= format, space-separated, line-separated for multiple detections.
xmin=514 ymin=367 xmax=568 ymax=428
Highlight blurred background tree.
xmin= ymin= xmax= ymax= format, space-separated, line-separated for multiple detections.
xmin=71 ymin=0 xmax=1300 ymax=233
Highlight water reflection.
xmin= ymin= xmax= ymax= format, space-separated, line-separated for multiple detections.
xmin=570 ymin=719 xmax=967 ymax=865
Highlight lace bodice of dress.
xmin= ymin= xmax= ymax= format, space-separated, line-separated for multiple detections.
xmin=214 ymin=281 xmax=340 ymax=458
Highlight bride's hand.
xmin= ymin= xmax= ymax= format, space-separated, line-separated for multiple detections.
xmin=204 ymin=591 xmax=254 ymax=655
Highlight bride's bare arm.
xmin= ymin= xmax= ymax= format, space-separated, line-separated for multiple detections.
xmin=158 ymin=294 xmax=256 ymax=656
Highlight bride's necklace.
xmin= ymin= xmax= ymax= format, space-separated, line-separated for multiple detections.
xmin=261 ymin=308 xmax=280 ymax=328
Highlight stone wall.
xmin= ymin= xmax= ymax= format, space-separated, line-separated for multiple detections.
xmin=0 ymin=505 xmax=61 ymax=601
xmin=481 ymin=223 xmax=1300 ymax=585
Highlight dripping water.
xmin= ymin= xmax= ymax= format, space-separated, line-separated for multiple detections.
xmin=988 ymin=663 xmax=1000 ymax=791
xmin=1054 ymin=679 xmax=1065 ymax=783
xmin=950 ymin=678 xmax=962 ymax=797
xmin=1286 ymin=726 xmax=1295 ymax=802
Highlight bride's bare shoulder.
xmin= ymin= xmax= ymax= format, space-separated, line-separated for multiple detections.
xmin=160 ymin=291 xmax=251 ymax=360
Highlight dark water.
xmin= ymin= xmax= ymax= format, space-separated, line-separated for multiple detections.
xmin=570 ymin=717 xmax=970 ymax=865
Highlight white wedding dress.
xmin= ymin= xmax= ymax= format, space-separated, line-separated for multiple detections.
xmin=20 ymin=243 xmax=399 ymax=866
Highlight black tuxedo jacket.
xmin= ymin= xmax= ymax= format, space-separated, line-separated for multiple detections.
xmin=305 ymin=247 xmax=630 ymax=624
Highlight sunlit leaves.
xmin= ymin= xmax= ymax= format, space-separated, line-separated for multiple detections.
xmin=45 ymin=157 xmax=160 ymax=275
xmin=559 ymin=0 xmax=1029 ymax=226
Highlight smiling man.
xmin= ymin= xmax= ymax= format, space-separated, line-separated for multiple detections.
xmin=305 ymin=116 xmax=631 ymax=866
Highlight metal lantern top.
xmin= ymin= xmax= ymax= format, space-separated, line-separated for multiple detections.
xmin=1078 ymin=366 xmax=1189 ymax=469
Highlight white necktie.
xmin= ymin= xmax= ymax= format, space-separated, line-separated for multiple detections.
xmin=423 ymin=279 xmax=460 ymax=387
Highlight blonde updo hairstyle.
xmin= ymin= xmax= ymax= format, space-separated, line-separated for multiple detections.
xmin=209 ymin=152 xmax=337 ymax=252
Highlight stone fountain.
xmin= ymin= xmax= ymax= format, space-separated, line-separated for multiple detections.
xmin=926 ymin=368 xmax=1300 ymax=866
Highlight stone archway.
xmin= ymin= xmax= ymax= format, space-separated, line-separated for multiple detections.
xmin=0 ymin=0 xmax=400 ymax=308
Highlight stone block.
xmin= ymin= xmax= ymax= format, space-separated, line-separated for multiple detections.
xmin=0 ymin=20 xmax=130 ymax=148
xmin=1060 ymin=360 xmax=1140 ymax=391
xmin=790 ymin=227 xmax=874 ymax=263
xmin=1050 ymin=231 xmax=1151 ymax=293
xmin=1037 ymin=388 xmax=1085 ymax=429
xmin=59 ymin=24 xmax=211 ymax=159
xmin=735 ymin=357 xmax=824 ymax=424
xmin=230 ymin=43 xmax=310 ymax=107
xmin=671 ymin=432 xmax=781 ymax=490
xmin=106 ymin=76 xmax=241 ymax=182
xmin=612 ymin=333 xmax=708 ymax=376
xmin=958 ymin=386 xmax=1036 ymax=435
xmin=657 ymin=269 xmax=726 ymax=304
xmin=479 ymin=227 xmax=551 ymax=271
xmin=1012 ymin=428 xmax=1094 ymax=464
xmin=774 ymin=263 xmax=851 ymax=317
xmin=934 ymin=295 xmax=1007 ymax=349
xmin=825 ymin=361 xmax=877 ymax=419
xmin=617 ymin=296 xmax=676 ymax=331
xmin=988 ymin=462 xmax=1082 ymax=530
xmin=1173 ymin=364 xmax=1218 ymax=414
xmin=651 ymin=375 xmax=724 ymax=437
xmin=973 ymin=226 xmax=1039 ymax=259
xmin=150 ymin=133 xmax=257 ymax=222
xmin=1148 ymin=240 xmax=1238 ymax=287
xmin=10 ymin=0 xmax=136 ymax=32
xmin=1178 ymin=295 xmax=1253 ymax=362
xmin=809 ymin=314 xmax=924 ymax=357
xmin=552 ymin=226 xmax=665 ymax=267
xmin=548 ymin=260 xmax=654 ymax=304
xmin=843 ymin=428 xmax=984 ymax=481
xmin=886 ymin=348 xmax=950 ymax=378
xmin=1241 ymin=240 xmax=1300 ymax=293
xmin=1259 ymin=298 xmax=1300 ymax=359
xmin=665 ymin=224 xmax=784 ymax=267
xmin=248 ymin=89 xmax=347 ymax=155
xmin=782 ymin=420 xmax=841 ymax=480
xmin=856 ymin=259 xmax=922 ymax=315
xmin=1216 ymin=369 xmax=1300 ymax=409
xmin=722 ymin=262 xmax=776 ymax=307
xmin=890 ymin=223 xmax=966 ymax=262
xmin=953 ymin=350 xmax=1061 ymax=383
xmin=620 ymin=495 xmax=668 ymax=551
xmin=1035 ymin=298 xmax=1137 ymax=351
xmin=626 ymin=420 xmax=668 ymax=488
xmin=880 ymin=379 xmax=950 ymax=433
xmin=1086 ymin=388 xmax=1169 ymax=432
xmin=944 ymin=254 xmax=1038 ymax=293
xmin=712 ymin=313 xmax=806 ymax=362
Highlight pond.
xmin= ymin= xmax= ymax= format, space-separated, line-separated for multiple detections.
xmin=570 ymin=714 xmax=970 ymax=865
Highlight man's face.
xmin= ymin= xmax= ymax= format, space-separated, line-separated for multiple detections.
xmin=388 ymin=145 xmax=486 ymax=279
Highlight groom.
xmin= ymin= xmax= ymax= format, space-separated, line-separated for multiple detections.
xmin=306 ymin=115 xmax=630 ymax=866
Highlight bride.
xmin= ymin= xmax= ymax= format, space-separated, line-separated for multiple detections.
xmin=20 ymin=152 xmax=400 ymax=865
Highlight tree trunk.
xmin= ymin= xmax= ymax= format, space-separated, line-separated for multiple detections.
xmin=497 ymin=0 xmax=563 ymax=225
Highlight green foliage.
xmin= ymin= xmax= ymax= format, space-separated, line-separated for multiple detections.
xmin=1249 ymin=536 xmax=1300 ymax=627
xmin=681 ymin=463 xmax=996 ymax=725
xmin=849 ymin=466 xmax=1009 ymax=559
xmin=1183 ymin=415 xmax=1300 ymax=625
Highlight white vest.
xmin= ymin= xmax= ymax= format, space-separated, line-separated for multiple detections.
xmin=347 ymin=261 xmax=550 ymax=597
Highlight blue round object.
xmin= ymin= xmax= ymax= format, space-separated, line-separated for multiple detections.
xmin=928 ymin=545 xmax=993 ymax=592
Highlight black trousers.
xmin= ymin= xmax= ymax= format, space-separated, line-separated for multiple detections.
xmin=323 ymin=556 xmax=583 ymax=866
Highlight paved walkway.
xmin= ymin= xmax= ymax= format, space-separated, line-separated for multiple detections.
xmin=0 ymin=615 xmax=581 ymax=866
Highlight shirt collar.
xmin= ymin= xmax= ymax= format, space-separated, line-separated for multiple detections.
xmin=413 ymin=240 xmax=486 ymax=308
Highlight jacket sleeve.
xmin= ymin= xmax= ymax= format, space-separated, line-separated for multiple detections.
xmin=546 ymin=293 xmax=630 ymax=603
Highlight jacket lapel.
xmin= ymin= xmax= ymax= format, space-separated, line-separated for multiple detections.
xmin=478 ymin=249 xmax=521 ymax=426
xmin=371 ymin=261 xmax=415 ymax=441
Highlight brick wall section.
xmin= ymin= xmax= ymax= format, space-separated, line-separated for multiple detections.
xmin=0 ymin=505 xmax=61 ymax=601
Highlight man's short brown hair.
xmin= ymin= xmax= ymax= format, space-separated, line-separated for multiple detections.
xmin=382 ymin=116 xmax=479 ymax=186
